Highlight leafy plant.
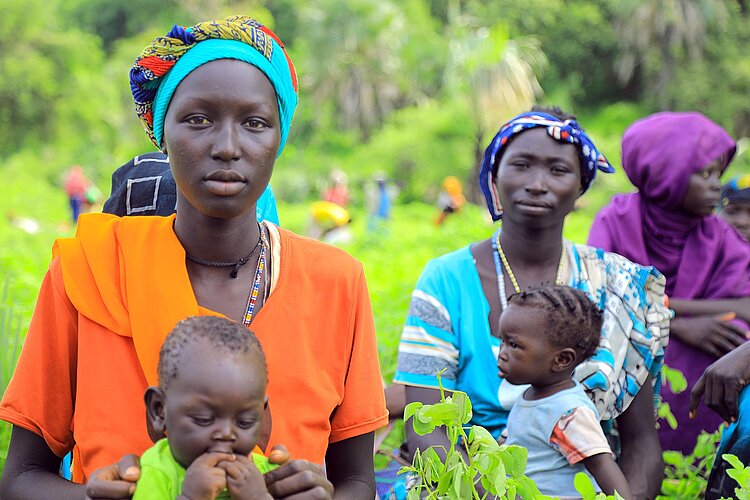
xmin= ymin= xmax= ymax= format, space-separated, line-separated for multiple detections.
xmin=720 ymin=453 xmax=750 ymax=500
xmin=400 ymin=370 xmax=545 ymax=499
xmin=658 ymin=430 xmax=722 ymax=499
xmin=657 ymin=365 xmax=688 ymax=430
xmin=574 ymin=472 xmax=624 ymax=500
xmin=0 ymin=278 xmax=24 ymax=476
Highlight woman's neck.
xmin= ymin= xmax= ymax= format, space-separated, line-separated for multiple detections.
xmin=498 ymin=219 xmax=564 ymax=267
xmin=173 ymin=207 xmax=261 ymax=263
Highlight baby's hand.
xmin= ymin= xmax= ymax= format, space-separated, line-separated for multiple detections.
xmin=180 ymin=453 xmax=235 ymax=500
xmin=217 ymin=455 xmax=271 ymax=500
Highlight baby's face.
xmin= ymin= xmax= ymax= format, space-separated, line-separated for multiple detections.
xmin=720 ymin=200 xmax=750 ymax=242
xmin=497 ymin=304 xmax=558 ymax=386
xmin=162 ymin=344 xmax=267 ymax=468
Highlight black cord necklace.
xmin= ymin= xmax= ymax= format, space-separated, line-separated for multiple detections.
xmin=185 ymin=224 xmax=263 ymax=279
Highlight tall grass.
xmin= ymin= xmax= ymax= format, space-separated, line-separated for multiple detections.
xmin=0 ymin=278 xmax=24 ymax=473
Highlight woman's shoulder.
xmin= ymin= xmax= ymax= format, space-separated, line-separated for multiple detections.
xmin=568 ymin=241 xmax=667 ymax=291
xmin=423 ymin=244 xmax=475 ymax=274
xmin=276 ymin=226 xmax=364 ymax=275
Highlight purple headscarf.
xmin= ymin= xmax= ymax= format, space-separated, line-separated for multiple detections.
xmin=588 ymin=112 xmax=750 ymax=454
xmin=588 ymin=111 xmax=748 ymax=300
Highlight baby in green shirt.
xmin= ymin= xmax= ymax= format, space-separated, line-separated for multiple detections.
xmin=134 ymin=316 xmax=277 ymax=500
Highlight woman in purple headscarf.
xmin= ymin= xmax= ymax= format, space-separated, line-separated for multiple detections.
xmin=588 ymin=111 xmax=750 ymax=454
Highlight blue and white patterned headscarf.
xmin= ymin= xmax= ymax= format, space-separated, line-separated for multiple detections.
xmin=479 ymin=111 xmax=615 ymax=221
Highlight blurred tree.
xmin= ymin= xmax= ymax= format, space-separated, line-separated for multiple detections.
xmin=609 ymin=0 xmax=728 ymax=110
xmin=442 ymin=0 xmax=546 ymax=201
xmin=669 ymin=3 xmax=750 ymax=137
xmin=62 ymin=0 xmax=183 ymax=50
xmin=293 ymin=0 xmax=445 ymax=141
xmin=0 ymin=0 xmax=108 ymax=157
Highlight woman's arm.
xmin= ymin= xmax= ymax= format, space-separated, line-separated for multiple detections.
xmin=670 ymin=316 xmax=746 ymax=357
xmin=0 ymin=426 xmax=84 ymax=499
xmin=326 ymin=432 xmax=375 ymax=499
xmin=616 ymin=374 xmax=664 ymax=500
xmin=403 ymin=386 xmax=456 ymax=462
xmin=670 ymin=297 xmax=750 ymax=324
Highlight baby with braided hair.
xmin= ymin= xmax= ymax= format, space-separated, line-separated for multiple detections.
xmin=498 ymin=285 xmax=631 ymax=499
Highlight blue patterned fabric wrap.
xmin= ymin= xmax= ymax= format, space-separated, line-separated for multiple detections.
xmin=394 ymin=240 xmax=670 ymax=439
xmin=479 ymin=112 xmax=616 ymax=221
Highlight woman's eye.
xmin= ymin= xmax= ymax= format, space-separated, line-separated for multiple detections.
xmin=186 ymin=116 xmax=209 ymax=125
xmin=244 ymin=118 xmax=267 ymax=129
xmin=551 ymin=166 xmax=570 ymax=174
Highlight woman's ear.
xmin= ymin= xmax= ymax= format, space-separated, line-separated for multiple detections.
xmin=551 ymin=347 xmax=578 ymax=373
xmin=145 ymin=386 xmax=167 ymax=443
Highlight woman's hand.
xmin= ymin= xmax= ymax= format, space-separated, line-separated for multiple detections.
xmin=671 ymin=314 xmax=747 ymax=357
xmin=180 ymin=453 xmax=235 ymax=500
xmin=264 ymin=460 xmax=332 ymax=499
xmin=217 ymin=455 xmax=271 ymax=500
xmin=85 ymin=454 xmax=141 ymax=500
xmin=690 ymin=341 xmax=750 ymax=423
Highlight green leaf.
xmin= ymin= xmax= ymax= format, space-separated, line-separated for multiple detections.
xmin=501 ymin=444 xmax=528 ymax=477
xmin=662 ymin=365 xmax=688 ymax=394
xmin=450 ymin=390 xmax=473 ymax=424
xmin=574 ymin=471 xmax=598 ymax=500
xmin=421 ymin=401 xmax=461 ymax=426
xmin=657 ymin=402 xmax=679 ymax=430
xmin=404 ymin=401 xmax=423 ymax=424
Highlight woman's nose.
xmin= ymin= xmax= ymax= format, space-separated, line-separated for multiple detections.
xmin=524 ymin=168 xmax=548 ymax=193
xmin=211 ymin=123 xmax=241 ymax=162
xmin=708 ymin=173 xmax=722 ymax=191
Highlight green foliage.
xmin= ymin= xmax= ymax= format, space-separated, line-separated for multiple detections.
xmin=658 ymin=430 xmax=723 ymax=499
xmin=401 ymin=371 xmax=545 ymax=499
xmin=0 ymin=279 xmax=25 ymax=474
xmin=574 ymin=472 xmax=625 ymax=500
xmin=720 ymin=454 xmax=750 ymax=499
xmin=662 ymin=365 xmax=688 ymax=394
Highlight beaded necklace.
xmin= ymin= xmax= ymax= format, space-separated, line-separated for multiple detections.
xmin=492 ymin=228 xmax=566 ymax=310
xmin=242 ymin=223 xmax=269 ymax=326
xmin=185 ymin=224 xmax=262 ymax=279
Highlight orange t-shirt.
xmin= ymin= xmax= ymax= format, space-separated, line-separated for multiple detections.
xmin=0 ymin=214 xmax=387 ymax=482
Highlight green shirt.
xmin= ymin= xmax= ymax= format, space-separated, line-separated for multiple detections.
xmin=133 ymin=439 xmax=277 ymax=499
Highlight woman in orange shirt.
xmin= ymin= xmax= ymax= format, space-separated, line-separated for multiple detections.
xmin=0 ymin=16 xmax=387 ymax=499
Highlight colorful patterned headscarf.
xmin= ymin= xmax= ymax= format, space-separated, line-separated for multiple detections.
xmin=721 ymin=174 xmax=750 ymax=208
xmin=130 ymin=16 xmax=298 ymax=157
xmin=479 ymin=112 xmax=615 ymax=221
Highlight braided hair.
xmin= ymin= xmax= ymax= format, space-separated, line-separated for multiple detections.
xmin=507 ymin=285 xmax=602 ymax=362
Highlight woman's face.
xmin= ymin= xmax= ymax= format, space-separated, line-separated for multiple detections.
xmin=495 ymin=128 xmax=581 ymax=228
xmin=680 ymin=158 xmax=723 ymax=217
xmin=163 ymin=59 xmax=281 ymax=219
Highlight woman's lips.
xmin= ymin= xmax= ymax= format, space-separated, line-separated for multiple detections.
xmin=516 ymin=201 xmax=552 ymax=214
xmin=204 ymin=171 xmax=246 ymax=196
xmin=204 ymin=179 xmax=246 ymax=196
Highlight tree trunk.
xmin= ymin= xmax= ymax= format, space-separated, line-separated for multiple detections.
xmin=468 ymin=128 xmax=485 ymax=205
xmin=656 ymin=29 xmax=675 ymax=110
